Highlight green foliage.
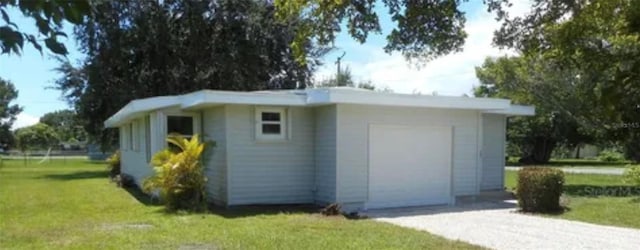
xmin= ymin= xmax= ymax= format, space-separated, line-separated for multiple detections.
xmin=144 ymin=134 xmax=208 ymax=212
xmin=623 ymin=166 xmax=640 ymax=186
xmin=14 ymin=123 xmax=59 ymax=152
xmin=475 ymin=56 xmax=597 ymax=164
xmin=490 ymin=0 xmax=640 ymax=162
xmin=516 ymin=167 xmax=565 ymax=213
xmin=0 ymin=78 xmax=21 ymax=150
xmin=0 ymin=0 xmax=90 ymax=55
xmin=106 ymin=150 xmax=120 ymax=177
xmin=40 ymin=109 xmax=87 ymax=143
xmin=54 ymin=0 xmax=325 ymax=147
xmin=597 ymin=149 xmax=626 ymax=162
xmin=274 ymin=0 xmax=469 ymax=63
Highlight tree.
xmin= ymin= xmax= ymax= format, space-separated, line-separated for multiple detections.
xmin=0 ymin=78 xmax=21 ymax=150
xmin=475 ymin=56 xmax=598 ymax=163
xmin=39 ymin=109 xmax=87 ymax=142
xmin=15 ymin=123 xmax=59 ymax=152
xmin=490 ymin=0 xmax=640 ymax=162
xmin=314 ymin=66 xmax=383 ymax=91
xmin=54 ymin=0 xmax=327 ymax=147
xmin=0 ymin=0 xmax=90 ymax=56
xmin=274 ymin=0 xmax=468 ymax=62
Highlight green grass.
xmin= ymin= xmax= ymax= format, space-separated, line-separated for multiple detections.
xmin=506 ymin=170 xmax=640 ymax=229
xmin=0 ymin=159 xmax=479 ymax=249
xmin=506 ymin=158 xmax=632 ymax=167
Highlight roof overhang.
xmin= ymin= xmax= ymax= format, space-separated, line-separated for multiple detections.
xmin=104 ymin=88 xmax=535 ymax=128
xmin=482 ymin=104 xmax=535 ymax=116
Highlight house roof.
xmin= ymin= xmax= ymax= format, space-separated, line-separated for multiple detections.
xmin=104 ymin=87 xmax=535 ymax=128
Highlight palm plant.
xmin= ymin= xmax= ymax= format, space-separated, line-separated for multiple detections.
xmin=143 ymin=134 xmax=207 ymax=211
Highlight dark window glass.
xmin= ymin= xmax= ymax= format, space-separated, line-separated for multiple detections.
xmin=262 ymin=124 xmax=281 ymax=134
xmin=261 ymin=112 xmax=281 ymax=122
xmin=167 ymin=116 xmax=193 ymax=135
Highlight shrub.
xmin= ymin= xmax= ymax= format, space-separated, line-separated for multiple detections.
xmin=598 ymin=149 xmax=625 ymax=162
xmin=517 ymin=167 xmax=565 ymax=213
xmin=143 ymin=134 xmax=208 ymax=212
xmin=623 ymin=165 xmax=640 ymax=186
xmin=106 ymin=150 xmax=121 ymax=177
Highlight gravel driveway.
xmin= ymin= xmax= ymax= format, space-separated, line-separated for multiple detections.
xmin=367 ymin=201 xmax=640 ymax=250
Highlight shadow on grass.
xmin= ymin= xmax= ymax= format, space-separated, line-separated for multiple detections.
xmin=123 ymin=185 xmax=162 ymax=207
xmin=564 ymin=185 xmax=640 ymax=197
xmin=208 ymin=204 xmax=321 ymax=218
xmin=41 ymin=170 xmax=110 ymax=180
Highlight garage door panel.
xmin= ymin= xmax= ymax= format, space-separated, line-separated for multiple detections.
xmin=367 ymin=125 xmax=452 ymax=209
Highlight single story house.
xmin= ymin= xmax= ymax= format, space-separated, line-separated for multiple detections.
xmin=105 ymin=88 xmax=534 ymax=211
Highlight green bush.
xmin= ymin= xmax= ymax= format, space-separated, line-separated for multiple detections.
xmin=517 ymin=167 xmax=565 ymax=213
xmin=106 ymin=150 xmax=121 ymax=177
xmin=623 ymin=165 xmax=640 ymax=186
xmin=143 ymin=134 xmax=209 ymax=212
xmin=598 ymin=149 xmax=625 ymax=162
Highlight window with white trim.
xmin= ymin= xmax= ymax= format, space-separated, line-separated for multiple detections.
xmin=255 ymin=107 xmax=287 ymax=140
xmin=167 ymin=115 xmax=194 ymax=138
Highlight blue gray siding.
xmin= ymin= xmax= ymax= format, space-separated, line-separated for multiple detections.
xmin=480 ymin=113 xmax=506 ymax=190
xmin=120 ymin=118 xmax=152 ymax=188
xmin=225 ymin=105 xmax=315 ymax=205
xmin=313 ymin=105 xmax=337 ymax=204
xmin=202 ymin=107 xmax=228 ymax=205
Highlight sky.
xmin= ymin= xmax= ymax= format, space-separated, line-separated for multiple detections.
xmin=0 ymin=1 xmax=530 ymax=130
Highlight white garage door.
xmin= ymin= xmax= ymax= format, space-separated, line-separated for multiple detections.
xmin=367 ymin=124 xmax=453 ymax=209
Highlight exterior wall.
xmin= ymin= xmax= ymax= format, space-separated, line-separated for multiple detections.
xmin=120 ymin=118 xmax=152 ymax=188
xmin=313 ymin=105 xmax=337 ymax=204
xmin=480 ymin=113 xmax=506 ymax=190
xmin=335 ymin=104 xmax=481 ymax=207
xmin=202 ymin=106 xmax=228 ymax=205
xmin=225 ymin=105 xmax=315 ymax=205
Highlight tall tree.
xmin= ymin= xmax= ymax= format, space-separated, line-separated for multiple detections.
xmin=0 ymin=78 xmax=21 ymax=149
xmin=40 ymin=109 xmax=87 ymax=142
xmin=55 ymin=0 xmax=327 ymax=147
xmin=14 ymin=123 xmax=59 ymax=152
xmin=475 ymin=56 xmax=597 ymax=163
xmin=491 ymin=0 xmax=640 ymax=161
xmin=0 ymin=0 xmax=90 ymax=56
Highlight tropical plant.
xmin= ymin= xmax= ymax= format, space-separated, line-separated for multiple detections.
xmin=143 ymin=134 xmax=208 ymax=212
xmin=106 ymin=150 xmax=120 ymax=178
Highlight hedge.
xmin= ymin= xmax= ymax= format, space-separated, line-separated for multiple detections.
xmin=517 ymin=167 xmax=565 ymax=213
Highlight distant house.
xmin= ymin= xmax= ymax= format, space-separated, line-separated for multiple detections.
xmin=105 ymin=88 xmax=534 ymax=211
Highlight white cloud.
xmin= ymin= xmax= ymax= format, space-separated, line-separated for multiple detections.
xmin=12 ymin=113 xmax=39 ymax=130
xmin=315 ymin=1 xmax=531 ymax=96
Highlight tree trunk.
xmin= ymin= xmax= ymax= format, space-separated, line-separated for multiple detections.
xmin=575 ymin=145 xmax=581 ymax=159
xmin=520 ymin=137 xmax=556 ymax=164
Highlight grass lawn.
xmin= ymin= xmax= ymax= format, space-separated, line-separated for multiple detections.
xmin=506 ymin=158 xmax=632 ymax=167
xmin=505 ymin=170 xmax=640 ymax=229
xmin=0 ymin=159 xmax=479 ymax=249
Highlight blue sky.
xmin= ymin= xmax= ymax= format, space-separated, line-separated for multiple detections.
xmin=0 ymin=1 xmax=529 ymax=129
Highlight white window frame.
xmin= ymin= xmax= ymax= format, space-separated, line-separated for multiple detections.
xmin=255 ymin=107 xmax=287 ymax=141
xmin=164 ymin=112 xmax=199 ymax=139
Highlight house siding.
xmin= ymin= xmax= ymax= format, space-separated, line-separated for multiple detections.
xmin=313 ymin=105 xmax=337 ymax=204
xmin=335 ymin=104 xmax=481 ymax=206
xmin=225 ymin=105 xmax=315 ymax=205
xmin=480 ymin=113 xmax=506 ymax=190
xmin=202 ymin=106 xmax=228 ymax=205
xmin=120 ymin=118 xmax=152 ymax=188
